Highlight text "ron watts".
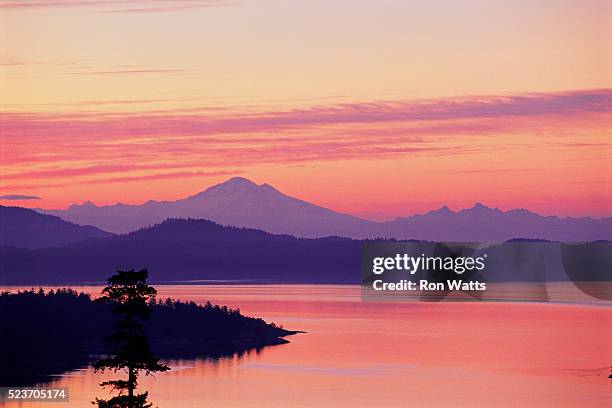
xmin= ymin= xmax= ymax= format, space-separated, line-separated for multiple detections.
xmin=372 ymin=279 xmax=487 ymax=291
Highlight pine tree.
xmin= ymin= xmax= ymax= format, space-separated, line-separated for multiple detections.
xmin=93 ymin=269 xmax=169 ymax=408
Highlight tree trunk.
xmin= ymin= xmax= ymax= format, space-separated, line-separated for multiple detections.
xmin=128 ymin=365 xmax=135 ymax=408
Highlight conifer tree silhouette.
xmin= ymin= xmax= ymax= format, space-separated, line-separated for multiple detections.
xmin=93 ymin=269 xmax=169 ymax=408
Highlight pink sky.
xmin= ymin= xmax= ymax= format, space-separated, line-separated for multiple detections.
xmin=1 ymin=0 xmax=611 ymax=219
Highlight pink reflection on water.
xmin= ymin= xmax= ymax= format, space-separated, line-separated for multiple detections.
xmin=1 ymin=284 xmax=610 ymax=407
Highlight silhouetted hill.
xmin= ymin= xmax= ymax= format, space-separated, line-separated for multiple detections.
xmin=0 ymin=218 xmax=359 ymax=284
xmin=0 ymin=289 xmax=296 ymax=385
xmin=0 ymin=205 xmax=113 ymax=249
xmin=39 ymin=177 xmax=612 ymax=241
xmin=1 ymin=218 xmax=610 ymax=285
xmin=126 ymin=217 xmax=295 ymax=242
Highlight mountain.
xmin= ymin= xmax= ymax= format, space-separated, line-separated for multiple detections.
xmin=382 ymin=203 xmax=612 ymax=242
xmin=0 ymin=205 xmax=113 ymax=249
xmin=41 ymin=177 xmax=375 ymax=237
xmin=39 ymin=177 xmax=612 ymax=241
xmin=0 ymin=218 xmax=359 ymax=284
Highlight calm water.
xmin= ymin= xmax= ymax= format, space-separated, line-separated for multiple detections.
xmin=1 ymin=284 xmax=611 ymax=407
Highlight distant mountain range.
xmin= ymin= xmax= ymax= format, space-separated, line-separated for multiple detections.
xmin=2 ymin=178 xmax=610 ymax=284
xmin=39 ymin=177 xmax=612 ymax=242
xmin=0 ymin=205 xmax=112 ymax=249
xmin=41 ymin=177 xmax=372 ymax=237
xmin=382 ymin=203 xmax=612 ymax=242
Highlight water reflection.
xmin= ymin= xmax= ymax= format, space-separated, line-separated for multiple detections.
xmin=0 ymin=284 xmax=610 ymax=408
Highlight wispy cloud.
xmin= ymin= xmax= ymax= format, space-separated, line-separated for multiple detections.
xmin=0 ymin=170 xmax=241 ymax=190
xmin=0 ymin=56 xmax=45 ymax=66
xmin=0 ymin=0 xmax=233 ymax=13
xmin=72 ymin=68 xmax=193 ymax=75
xmin=1 ymin=88 xmax=610 ymax=190
xmin=11 ymin=97 xmax=196 ymax=108
xmin=3 ymin=88 xmax=609 ymax=139
xmin=0 ymin=194 xmax=41 ymax=200
xmin=1 ymin=54 xmax=193 ymax=77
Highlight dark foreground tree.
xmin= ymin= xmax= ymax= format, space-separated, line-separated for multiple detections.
xmin=93 ymin=269 xmax=169 ymax=408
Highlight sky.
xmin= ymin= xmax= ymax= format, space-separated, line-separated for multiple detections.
xmin=1 ymin=0 xmax=611 ymax=220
